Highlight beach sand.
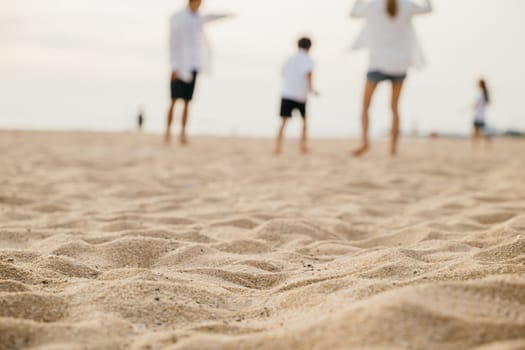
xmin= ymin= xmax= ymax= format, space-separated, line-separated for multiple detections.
xmin=1 ymin=130 xmax=524 ymax=350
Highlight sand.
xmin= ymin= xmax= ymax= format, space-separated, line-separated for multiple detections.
xmin=0 ymin=130 xmax=524 ymax=350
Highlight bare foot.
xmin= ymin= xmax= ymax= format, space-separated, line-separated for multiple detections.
xmin=273 ymin=147 xmax=282 ymax=156
xmin=300 ymin=145 xmax=309 ymax=155
xmin=352 ymin=144 xmax=369 ymax=157
xmin=390 ymin=148 xmax=398 ymax=157
xmin=179 ymin=134 xmax=189 ymax=146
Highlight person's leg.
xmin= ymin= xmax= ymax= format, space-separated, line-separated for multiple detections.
xmin=390 ymin=80 xmax=405 ymax=156
xmin=274 ymin=118 xmax=288 ymax=155
xmin=300 ymin=116 xmax=308 ymax=154
xmin=353 ymin=80 xmax=378 ymax=156
xmin=180 ymin=100 xmax=190 ymax=145
xmin=165 ymin=99 xmax=177 ymax=144
xmin=483 ymin=128 xmax=492 ymax=151
xmin=472 ymin=126 xmax=481 ymax=148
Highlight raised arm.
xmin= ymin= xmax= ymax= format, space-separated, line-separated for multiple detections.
xmin=408 ymin=0 xmax=432 ymax=15
xmin=350 ymin=0 xmax=371 ymax=18
xmin=203 ymin=13 xmax=233 ymax=23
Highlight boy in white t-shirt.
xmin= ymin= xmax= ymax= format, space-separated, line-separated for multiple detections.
xmin=274 ymin=37 xmax=319 ymax=155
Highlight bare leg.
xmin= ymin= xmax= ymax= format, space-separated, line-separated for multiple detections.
xmin=353 ymin=80 xmax=378 ymax=157
xmin=274 ymin=118 xmax=288 ymax=155
xmin=390 ymin=80 xmax=404 ymax=156
xmin=483 ymin=130 xmax=492 ymax=151
xmin=480 ymin=129 xmax=492 ymax=151
xmin=165 ymin=99 xmax=177 ymax=144
xmin=471 ymin=127 xmax=481 ymax=149
xmin=180 ymin=100 xmax=190 ymax=145
xmin=300 ymin=117 xmax=309 ymax=154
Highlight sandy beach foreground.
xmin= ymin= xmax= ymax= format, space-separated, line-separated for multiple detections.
xmin=1 ymin=131 xmax=524 ymax=350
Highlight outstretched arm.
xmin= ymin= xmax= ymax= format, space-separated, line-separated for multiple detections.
xmin=409 ymin=0 xmax=433 ymax=15
xmin=203 ymin=13 xmax=234 ymax=23
xmin=350 ymin=0 xmax=371 ymax=18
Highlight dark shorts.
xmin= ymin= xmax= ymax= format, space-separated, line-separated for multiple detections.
xmin=367 ymin=70 xmax=407 ymax=83
xmin=280 ymin=98 xmax=306 ymax=118
xmin=171 ymin=71 xmax=198 ymax=101
xmin=474 ymin=120 xmax=486 ymax=129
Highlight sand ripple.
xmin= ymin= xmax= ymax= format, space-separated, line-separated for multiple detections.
xmin=0 ymin=132 xmax=524 ymax=350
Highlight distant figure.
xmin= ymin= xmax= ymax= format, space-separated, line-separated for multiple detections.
xmin=472 ymin=79 xmax=491 ymax=148
xmin=350 ymin=0 xmax=432 ymax=156
xmin=137 ymin=108 xmax=145 ymax=132
xmin=429 ymin=132 xmax=439 ymax=140
xmin=165 ymin=0 xmax=232 ymax=145
xmin=274 ymin=37 xmax=319 ymax=155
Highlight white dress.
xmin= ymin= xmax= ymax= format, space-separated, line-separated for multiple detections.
xmin=350 ymin=0 xmax=432 ymax=75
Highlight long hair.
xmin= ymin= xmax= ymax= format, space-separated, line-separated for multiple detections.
xmin=386 ymin=0 xmax=398 ymax=17
xmin=479 ymin=79 xmax=490 ymax=104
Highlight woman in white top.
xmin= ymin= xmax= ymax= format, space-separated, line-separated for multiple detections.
xmin=472 ymin=79 xmax=491 ymax=147
xmin=350 ymin=0 xmax=432 ymax=156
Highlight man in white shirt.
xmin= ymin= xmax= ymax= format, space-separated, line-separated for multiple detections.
xmin=165 ymin=0 xmax=231 ymax=145
xmin=274 ymin=37 xmax=319 ymax=155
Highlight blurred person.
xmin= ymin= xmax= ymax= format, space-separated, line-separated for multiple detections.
xmin=137 ymin=107 xmax=145 ymax=132
xmin=350 ymin=0 xmax=432 ymax=156
xmin=472 ymin=79 xmax=491 ymax=148
xmin=274 ymin=37 xmax=319 ymax=156
xmin=165 ymin=0 xmax=232 ymax=145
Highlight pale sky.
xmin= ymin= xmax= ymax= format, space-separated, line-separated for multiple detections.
xmin=1 ymin=0 xmax=524 ymax=137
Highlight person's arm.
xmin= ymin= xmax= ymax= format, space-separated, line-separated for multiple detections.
xmin=203 ymin=13 xmax=234 ymax=23
xmin=350 ymin=0 xmax=371 ymax=18
xmin=408 ymin=0 xmax=433 ymax=15
xmin=307 ymin=72 xmax=320 ymax=96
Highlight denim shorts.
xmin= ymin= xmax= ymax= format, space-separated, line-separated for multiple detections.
xmin=367 ymin=71 xmax=407 ymax=83
xmin=474 ymin=120 xmax=486 ymax=129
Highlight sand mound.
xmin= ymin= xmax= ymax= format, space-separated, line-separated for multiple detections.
xmin=0 ymin=131 xmax=524 ymax=350
xmin=0 ymin=293 xmax=68 ymax=322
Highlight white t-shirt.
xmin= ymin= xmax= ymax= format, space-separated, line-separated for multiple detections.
xmin=474 ymin=93 xmax=488 ymax=122
xmin=351 ymin=0 xmax=432 ymax=74
xmin=281 ymin=50 xmax=314 ymax=103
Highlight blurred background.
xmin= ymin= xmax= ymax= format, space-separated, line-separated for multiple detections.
xmin=1 ymin=0 xmax=524 ymax=138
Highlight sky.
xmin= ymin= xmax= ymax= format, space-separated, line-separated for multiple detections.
xmin=1 ymin=0 xmax=525 ymax=138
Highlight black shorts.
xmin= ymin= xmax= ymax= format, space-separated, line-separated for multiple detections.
xmin=280 ymin=98 xmax=306 ymax=119
xmin=171 ymin=71 xmax=198 ymax=101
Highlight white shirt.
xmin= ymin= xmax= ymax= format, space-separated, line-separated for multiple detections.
xmin=187 ymin=10 xmax=203 ymax=71
xmin=474 ymin=93 xmax=488 ymax=122
xmin=281 ymin=49 xmax=314 ymax=103
xmin=169 ymin=8 xmax=229 ymax=82
xmin=350 ymin=0 xmax=432 ymax=74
